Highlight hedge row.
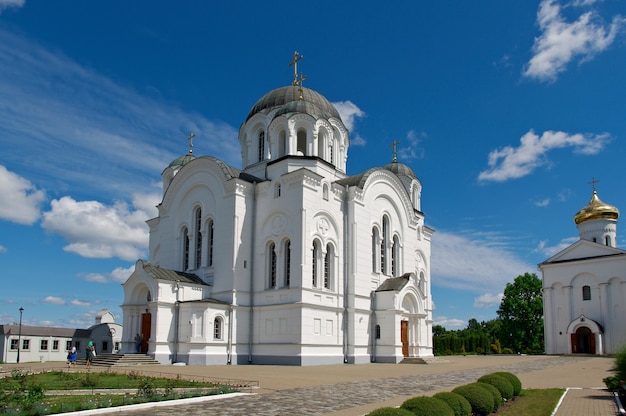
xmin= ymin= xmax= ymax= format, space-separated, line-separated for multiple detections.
xmin=365 ymin=371 xmax=522 ymax=416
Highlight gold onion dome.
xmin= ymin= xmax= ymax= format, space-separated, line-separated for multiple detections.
xmin=574 ymin=191 xmax=620 ymax=224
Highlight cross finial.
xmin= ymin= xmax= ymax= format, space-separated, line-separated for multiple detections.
xmin=289 ymin=51 xmax=303 ymax=86
xmin=390 ymin=138 xmax=400 ymax=162
xmin=297 ymin=72 xmax=307 ymax=100
xmin=187 ymin=131 xmax=195 ymax=155
xmin=588 ymin=177 xmax=599 ymax=193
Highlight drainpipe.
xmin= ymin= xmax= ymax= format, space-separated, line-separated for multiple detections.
xmin=343 ymin=185 xmax=349 ymax=363
xmin=227 ymin=304 xmax=233 ymax=364
xmin=248 ymin=181 xmax=257 ymax=364
xmin=173 ymin=280 xmax=180 ymax=363
xmin=371 ymin=290 xmax=377 ymax=362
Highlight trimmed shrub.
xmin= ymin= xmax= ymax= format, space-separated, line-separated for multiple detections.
xmin=491 ymin=371 xmax=522 ymax=396
xmin=615 ymin=345 xmax=626 ymax=383
xmin=452 ymin=384 xmax=494 ymax=415
xmin=501 ymin=347 xmax=514 ymax=354
xmin=401 ymin=396 xmax=455 ymax=416
xmin=478 ymin=374 xmax=514 ymax=400
xmin=475 ymin=381 xmax=502 ymax=410
xmin=365 ymin=407 xmax=415 ymax=416
xmin=433 ymin=392 xmax=472 ymax=416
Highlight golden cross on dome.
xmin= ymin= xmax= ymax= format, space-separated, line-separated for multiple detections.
xmin=289 ymin=51 xmax=303 ymax=86
xmin=187 ymin=131 xmax=195 ymax=154
xmin=297 ymin=72 xmax=307 ymax=100
xmin=390 ymin=138 xmax=400 ymax=162
xmin=588 ymin=177 xmax=600 ymax=192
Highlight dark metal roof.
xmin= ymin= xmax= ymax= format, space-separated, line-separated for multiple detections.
xmin=0 ymin=325 xmax=90 ymax=338
xmin=376 ymin=273 xmax=412 ymax=292
xmin=246 ymin=86 xmax=341 ymax=122
xmin=139 ymin=260 xmax=209 ymax=285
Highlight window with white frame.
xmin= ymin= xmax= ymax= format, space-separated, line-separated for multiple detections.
xmin=22 ymin=339 xmax=30 ymax=350
xmin=258 ymin=131 xmax=265 ymax=162
xmin=66 ymin=340 xmax=72 ymax=351
xmin=324 ymin=243 xmax=333 ymax=289
xmin=268 ymin=242 xmax=277 ymax=288
xmin=182 ymin=226 xmax=190 ymax=270
xmin=312 ymin=240 xmax=321 ymax=287
xmin=194 ymin=208 xmax=202 ymax=269
xmin=40 ymin=340 xmax=48 ymax=350
xmin=207 ymin=219 xmax=214 ymax=267
xmin=10 ymin=339 xmax=18 ymax=350
xmin=284 ymin=239 xmax=291 ymax=287
xmin=214 ymin=317 xmax=223 ymax=340
xmin=52 ymin=340 xmax=59 ymax=351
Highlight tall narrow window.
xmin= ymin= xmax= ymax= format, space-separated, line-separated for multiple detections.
xmin=328 ymin=142 xmax=334 ymax=164
xmin=372 ymin=227 xmax=379 ymax=272
xmin=582 ymin=285 xmax=591 ymax=301
xmin=324 ymin=244 xmax=332 ymax=289
xmin=392 ymin=235 xmax=399 ymax=277
xmin=284 ymin=240 xmax=291 ymax=287
xmin=312 ymin=241 xmax=319 ymax=287
xmin=297 ymin=130 xmax=307 ymax=155
xmin=605 ymin=235 xmax=612 ymax=246
xmin=213 ymin=317 xmax=223 ymax=340
xmin=194 ymin=208 xmax=202 ymax=269
xmin=269 ymin=243 xmax=277 ymax=288
xmin=182 ymin=227 xmax=189 ymax=271
xmin=381 ymin=217 xmax=389 ymax=275
xmin=207 ymin=219 xmax=214 ymax=267
xmin=258 ymin=131 xmax=265 ymax=162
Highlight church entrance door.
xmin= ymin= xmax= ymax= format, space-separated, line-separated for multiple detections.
xmin=141 ymin=313 xmax=151 ymax=354
xmin=401 ymin=320 xmax=409 ymax=357
xmin=571 ymin=326 xmax=595 ymax=354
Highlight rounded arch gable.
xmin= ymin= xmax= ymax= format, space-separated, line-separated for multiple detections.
xmin=566 ymin=316 xmax=603 ymax=334
xmin=311 ymin=211 xmax=339 ymax=246
xmin=399 ymin=288 xmax=423 ymax=315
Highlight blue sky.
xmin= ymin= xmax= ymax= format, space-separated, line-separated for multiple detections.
xmin=1 ymin=0 xmax=625 ymax=331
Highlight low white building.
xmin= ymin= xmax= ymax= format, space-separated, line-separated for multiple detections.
xmin=0 ymin=310 xmax=122 ymax=363
xmin=540 ymin=188 xmax=626 ymax=355
xmin=121 ymin=60 xmax=434 ymax=365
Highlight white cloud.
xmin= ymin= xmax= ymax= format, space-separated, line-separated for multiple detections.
xmin=433 ymin=316 xmax=466 ymax=329
xmin=473 ymin=293 xmax=504 ymax=308
xmin=41 ymin=196 xmax=151 ymax=261
xmin=81 ymin=265 xmax=135 ymax=284
xmin=397 ymin=130 xmax=426 ymax=161
xmin=524 ymin=0 xmax=625 ymax=82
xmin=0 ymin=0 xmax=24 ymax=14
xmin=431 ymin=231 xmax=535 ymax=293
xmin=43 ymin=296 xmax=66 ymax=305
xmin=0 ymin=165 xmax=46 ymax=225
xmin=70 ymin=299 xmax=91 ymax=307
xmin=332 ymin=100 xmax=365 ymax=134
xmin=478 ymin=130 xmax=610 ymax=182
xmin=0 ymin=245 xmax=6 ymax=254
xmin=534 ymin=198 xmax=551 ymax=207
xmin=535 ymin=237 xmax=578 ymax=257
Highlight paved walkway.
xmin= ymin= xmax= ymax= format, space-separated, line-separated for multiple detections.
xmin=2 ymin=355 xmax=619 ymax=415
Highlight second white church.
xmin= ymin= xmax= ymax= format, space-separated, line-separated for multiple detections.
xmin=121 ymin=61 xmax=434 ymax=365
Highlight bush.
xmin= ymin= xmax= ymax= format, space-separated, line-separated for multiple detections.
xmin=603 ymin=375 xmax=622 ymax=392
xmin=365 ymin=407 xmax=415 ymax=416
xmin=615 ymin=345 xmax=626 ymax=383
xmin=401 ymin=396 xmax=454 ymax=416
xmin=501 ymin=347 xmax=514 ymax=354
xmin=452 ymin=384 xmax=494 ymax=415
xmin=433 ymin=392 xmax=472 ymax=416
xmin=491 ymin=371 xmax=522 ymax=396
xmin=475 ymin=382 xmax=502 ymax=410
xmin=478 ymin=374 xmax=514 ymax=400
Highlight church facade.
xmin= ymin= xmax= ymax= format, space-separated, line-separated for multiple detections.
xmin=539 ymin=188 xmax=626 ymax=355
xmin=121 ymin=62 xmax=434 ymax=365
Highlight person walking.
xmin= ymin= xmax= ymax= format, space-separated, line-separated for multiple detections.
xmin=67 ymin=346 xmax=77 ymax=368
xmin=85 ymin=341 xmax=95 ymax=368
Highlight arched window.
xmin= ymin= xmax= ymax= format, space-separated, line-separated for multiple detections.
xmin=269 ymin=242 xmax=277 ymax=288
xmin=206 ymin=219 xmax=214 ymax=267
xmin=274 ymin=182 xmax=281 ymax=198
xmin=213 ymin=317 xmax=223 ymax=340
xmin=312 ymin=240 xmax=321 ymax=287
xmin=182 ymin=227 xmax=189 ymax=271
xmin=324 ymin=244 xmax=333 ymax=289
xmin=297 ymin=130 xmax=307 ymax=155
xmin=328 ymin=141 xmax=334 ymax=165
xmin=284 ymin=240 xmax=291 ymax=287
xmin=278 ymin=130 xmax=287 ymax=157
xmin=381 ymin=216 xmax=390 ymax=275
xmin=194 ymin=208 xmax=202 ymax=269
xmin=258 ymin=131 xmax=265 ymax=162
xmin=323 ymin=184 xmax=329 ymax=200
xmin=318 ymin=131 xmax=325 ymax=158
xmin=605 ymin=235 xmax=612 ymax=246
xmin=372 ymin=227 xmax=379 ymax=273
xmin=582 ymin=285 xmax=591 ymax=301
xmin=392 ymin=235 xmax=400 ymax=277
xmin=375 ymin=325 xmax=381 ymax=339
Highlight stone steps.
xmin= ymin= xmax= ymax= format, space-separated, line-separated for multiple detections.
xmin=78 ymin=353 xmax=160 ymax=367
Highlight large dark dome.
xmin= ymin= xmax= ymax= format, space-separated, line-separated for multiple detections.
xmin=384 ymin=161 xmax=418 ymax=180
xmin=246 ymin=85 xmax=341 ymax=122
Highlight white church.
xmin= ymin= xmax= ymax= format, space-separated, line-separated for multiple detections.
xmin=121 ymin=54 xmax=434 ymax=365
xmin=540 ymin=185 xmax=626 ymax=355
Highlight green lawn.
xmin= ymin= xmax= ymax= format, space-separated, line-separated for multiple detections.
xmin=496 ymin=388 xmax=565 ymax=416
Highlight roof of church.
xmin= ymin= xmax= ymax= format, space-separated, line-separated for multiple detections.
xmin=246 ymin=85 xmax=341 ymax=122
xmin=139 ymin=260 xmax=208 ymax=285
xmin=384 ymin=161 xmax=418 ymax=180
xmin=168 ymin=153 xmax=196 ymax=170
xmin=574 ymin=191 xmax=619 ymax=224
xmin=376 ymin=273 xmax=412 ymax=292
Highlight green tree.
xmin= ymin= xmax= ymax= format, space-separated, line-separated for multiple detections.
xmin=497 ymin=272 xmax=544 ymax=353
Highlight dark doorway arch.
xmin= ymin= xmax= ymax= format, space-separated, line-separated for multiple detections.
xmin=571 ymin=326 xmax=595 ymax=354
